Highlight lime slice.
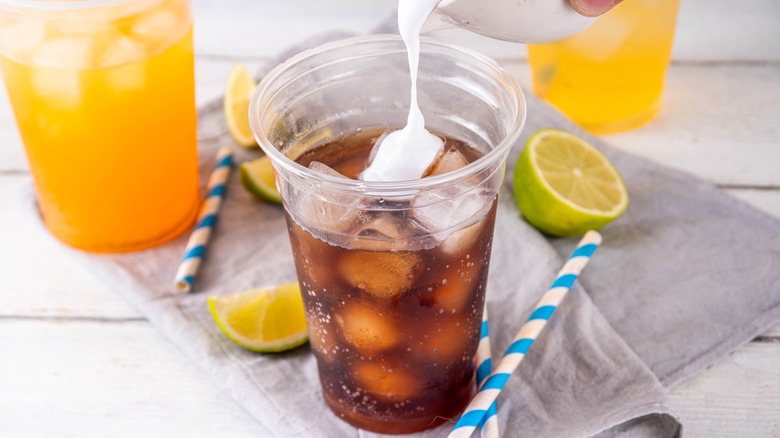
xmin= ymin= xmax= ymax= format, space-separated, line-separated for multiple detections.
xmin=224 ymin=63 xmax=258 ymax=148
xmin=513 ymin=128 xmax=628 ymax=236
xmin=240 ymin=156 xmax=282 ymax=204
xmin=208 ymin=282 xmax=308 ymax=353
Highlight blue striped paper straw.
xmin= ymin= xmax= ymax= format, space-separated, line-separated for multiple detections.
xmin=449 ymin=231 xmax=603 ymax=438
xmin=174 ymin=146 xmax=234 ymax=293
xmin=475 ymin=305 xmax=499 ymax=438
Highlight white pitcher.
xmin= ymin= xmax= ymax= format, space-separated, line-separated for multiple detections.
xmin=425 ymin=0 xmax=598 ymax=43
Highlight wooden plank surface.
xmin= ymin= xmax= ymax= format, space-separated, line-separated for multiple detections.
xmin=1 ymin=0 xmax=779 ymax=436
xmin=0 ymin=175 xmax=141 ymax=319
xmin=0 ymin=320 xmax=264 ymax=437
xmin=668 ymin=341 xmax=780 ymax=437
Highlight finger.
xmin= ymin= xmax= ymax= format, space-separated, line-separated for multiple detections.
xmin=569 ymin=0 xmax=622 ymax=17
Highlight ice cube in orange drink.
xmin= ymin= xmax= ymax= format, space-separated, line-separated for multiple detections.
xmin=0 ymin=0 xmax=199 ymax=251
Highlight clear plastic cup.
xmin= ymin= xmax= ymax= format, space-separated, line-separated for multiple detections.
xmin=250 ymin=35 xmax=525 ymax=433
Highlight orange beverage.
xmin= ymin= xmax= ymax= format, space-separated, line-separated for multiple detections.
xmin=528 ymin=0 xmax=680 ymax=134
xmin=0 ymin=0 xmax=199 ymax=252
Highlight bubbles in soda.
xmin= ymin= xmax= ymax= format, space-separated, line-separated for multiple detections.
xmin=338 ymin=251 xmax=422 ymax=300
xmin=286 ymin=128 xmax=498 ymax=433
xmin=352 ymin=361 xmax=426 ymax=401
xmin=335 ymin=302 xmax=400 ymax=354
xmin=432 ymin=255 xmax=485 ymax=313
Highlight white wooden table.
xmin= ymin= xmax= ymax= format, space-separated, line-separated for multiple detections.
xmin=1 ymin=1 xmax=779 ymax=436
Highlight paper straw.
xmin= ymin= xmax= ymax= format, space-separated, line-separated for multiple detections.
xmin=475 ymin=305 xmax=499 ymax=438
xmin=449 ymin=231 xmax=603 ymax=438
xmin=174 ymin=146 xmax=234 ymax=293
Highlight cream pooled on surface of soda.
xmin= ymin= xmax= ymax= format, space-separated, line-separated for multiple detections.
xmin=359 ymin=0 xmax=444 ymax=182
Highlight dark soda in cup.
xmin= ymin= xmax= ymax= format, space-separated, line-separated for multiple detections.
xmin=249 ymin=36 xmax=525 ymax=433
xmin=287 ymin=129 xmax=498 ymax=433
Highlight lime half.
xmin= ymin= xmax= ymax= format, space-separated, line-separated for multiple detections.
xmin=240 ymin=156 xmax=282 ymax=204
xmin=224 ymin=63 xmax=258 ymax=148
xmin=208 ymin=282 xmax=308 ymax=353
xmin=513 ymin=128 xmax=628 ymax=236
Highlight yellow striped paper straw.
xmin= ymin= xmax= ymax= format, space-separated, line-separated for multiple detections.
xmin=449 ymin=231 xmax=603 ymax=438
xmin=475 ymin=305 xmax=499 ymax=438
xmin=174 ymin=146 xmax=234 ymax=293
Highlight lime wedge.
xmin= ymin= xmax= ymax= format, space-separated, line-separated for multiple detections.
xmin=240 ymin=156 xmax=282 ymax=204
xmin=513 ymin=128 xmax=628 ymax=236
xmin=208 ymin=282 xmax=308 ymax=353
xmin=224 ymin=63 xmax=258 ymax=148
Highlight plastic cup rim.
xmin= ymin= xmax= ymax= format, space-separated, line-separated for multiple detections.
xmin=249 ymin=34 xmax=527 ymax=196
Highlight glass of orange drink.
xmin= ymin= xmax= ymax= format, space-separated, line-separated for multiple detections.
xmin=528 ymin=0 xmax=680 ymax=134
xmin=0 ymin=0 xmax=199 ymax=252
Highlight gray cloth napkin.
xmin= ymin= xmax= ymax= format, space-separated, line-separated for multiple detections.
xmin=41 ymin=30 xmax=779 ymax=438
xmin=63 ymin=112 xmax=681 ymax=437
xmin=527 ymin=131 xmax=780 ymax=387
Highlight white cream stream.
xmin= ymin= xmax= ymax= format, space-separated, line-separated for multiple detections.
xmin=359 ymin=0 xmax=444 ymax=182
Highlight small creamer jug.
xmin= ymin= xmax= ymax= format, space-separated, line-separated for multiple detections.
xmin=424 ymin=0 xmax=597 ymax=43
